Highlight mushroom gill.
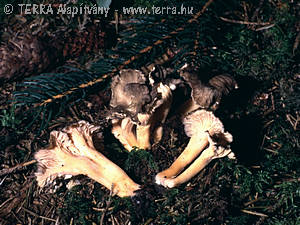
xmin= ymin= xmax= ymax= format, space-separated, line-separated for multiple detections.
xmin=109 ymin=68 xmax=173 ymax=151
xmin=35 ymin=120 xmax=140 ymax=197
xmin=155 ymin=110 xmax=234 ymax=188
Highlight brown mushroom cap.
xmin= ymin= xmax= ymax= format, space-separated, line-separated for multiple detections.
xmin=180 ymin=69 xmax=218 ymax=109
xmin=109 ymin=68 xmax=173 ymax=150
xmin=109 ymin=69 xmax=151 ymax=121
xmin=109 ymin=69 xmax=172 ymax=125
xmin=179 ymin=65 xmax=238 ymax=111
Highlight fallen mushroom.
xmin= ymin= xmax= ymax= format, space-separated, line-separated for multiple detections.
xmin=179 ymin=64 xmax=238 ymax=114
xmin=155 ymin=109 xmax=234 ymax=188
xmin=35 ymin=120 xmax=140 ymax=197
xmin=109 ymin=68 xmax=173 ymax=150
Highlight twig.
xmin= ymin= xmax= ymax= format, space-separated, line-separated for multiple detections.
xmin=0 ymin=175 xmax=7 ymax=186
xmin=286 ymin=113 xmax=299 ymax=131
xmin=244 ymin=198 xmax=261 ymax=206
xmin=114 ymin=10 xmax=119 ymax=34
xmin=78 ymin=13 xmax=89 ymax=32
xmin=271 ymin=93 xmax=275 ymax=111
xmin=256 ymin=24 xmax=275 ymax=31
xmin=264 ymin=148 xmax=278 ymax=154
xmin=241 ymin=209 xmax=268 ymax=217
xmin=11 ymin=211 xmax=23 ymax=224
xmin=220 ymin=17 xmax=271 ymax=26
xmin=293 ymin=31 xmax=300 ymax=55
xmin=21 ymin=207 xmax=57 ymax=222
xmin=144 ymin=218 xmax=154 ymax=225
xmin=0 ymin=159 xmax=37 ymax=176
xmin=93 ymin=206 xmax=114 ymax=212
xmin=0 ymin=159 xmax=37 ymax=177
xmin=100 ymin=184 xmax=114 ymax=225
xmin=0 ymin=197 xmax=14 ymax=209
xmin=55 ymin=217 xmax=60 ymax=225
xmin=111 ymin=215 xmax=116 ymax=225
xmin=242 ymin=1 xmax=249 ymax=23
xmin=263 ymin=120 xmax=274 ymax=129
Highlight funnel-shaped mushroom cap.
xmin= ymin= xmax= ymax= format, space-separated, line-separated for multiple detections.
xmin=208 ymin=74 xmax=238 ymax=95
xmin=35 ymin=121 xmax=101 ymax=187
xmin=109 ymin=68 xmax=173 ymax=150
xmin=109 ymin=69 xmax=172 ymax=125
xmin=183 ymin=109 xmax=233 ymax=157
xmin=180 ymin=65 xmax=238 ymax=111
xmin=35 ymin=121 xmax=140 ymax=197
xmin=34 ymin=130 xmax=77 ymax=187
xmin=183 ymin=110 xmax=225 ymax=138
xmin=109 ymin=69 xmax=151 ymax=120
xmin=180 ymin=69 xmax=218 ymax=109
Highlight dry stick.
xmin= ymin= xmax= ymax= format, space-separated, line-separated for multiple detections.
xmin=100 ymin=185 xmax=114 ymax=225
xmin=0 ymin=159 xmax=37 ymax=176
xmin=113 ymin=216 xmax=120 ymax=225
xmin=93 ymin=207 xmax=114 ymax=212
xmin=293 ymin=31 xmax=300 ymax=54
xmin=242 ymin=1 xmax=249 ymax=23
xmin=244 ymin=198 xmax=261 ymax=206
xmin=38 ymin=0 xmax=215 ymax=107
xmin=0 ymin=197 xmax=14 ymax=209
xmin=255 ymin=23 xmax=275 ymax=31
xmin=110 ymin=215 xmax=116 ymax=225
xmin=220 ymin=16 xmax=271 ymax=26
xmin=55 ymin=217 xmax=60 ymax=225
xmin=21 ymin=207 xmax=57 ymax=222
xmin=241 ymin=209 xmax=268 ymax=217
xmin=11 ymin=211 xmax=23 ymax=224
xmin=286 ymin=114 xmax=299 ymax=131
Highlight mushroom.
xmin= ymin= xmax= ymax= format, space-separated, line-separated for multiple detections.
xmin=155 ymin=109 xmax=234 ymax=188
xmin=109 ymin=68 xmax=172 ymax=150
xmin=35 ymin=120 xmax=140 ymax=197
xmin=178 ymin=64 xmax=238 ymax=115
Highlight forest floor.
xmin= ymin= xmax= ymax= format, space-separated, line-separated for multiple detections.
xmin=0 ymin=0 xmax=299 ymax=224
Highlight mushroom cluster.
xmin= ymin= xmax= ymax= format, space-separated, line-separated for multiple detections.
xmin=155 ymin=109 xmax=235 ymax=188
xmin=34 ymin=65 xmax=238 ymax=198
xmin=108 ymin=68 xmax=173 ymax=150
xmin=154 ymin=65 xmax=237 ymax=187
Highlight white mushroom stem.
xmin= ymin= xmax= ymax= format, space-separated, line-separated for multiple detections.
xmin=155 ymin=133 xmax=209 ymax=184
xmin=110 ymin=70 xmax=172 ymax=151
xmin=155 ymin=110 xmax=233 ymax=188
xmin=136 ymin=113 xmax=151 ymax=149
xmin=35 ymin=121 xmax=140 ymax=197
xmin=160 ymin=135 xmax=233 ymax=188
xmin=136 ymin=83 xmax=173 ymax=149
xmin=152 ymin=84 xmax=173 ymax=143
